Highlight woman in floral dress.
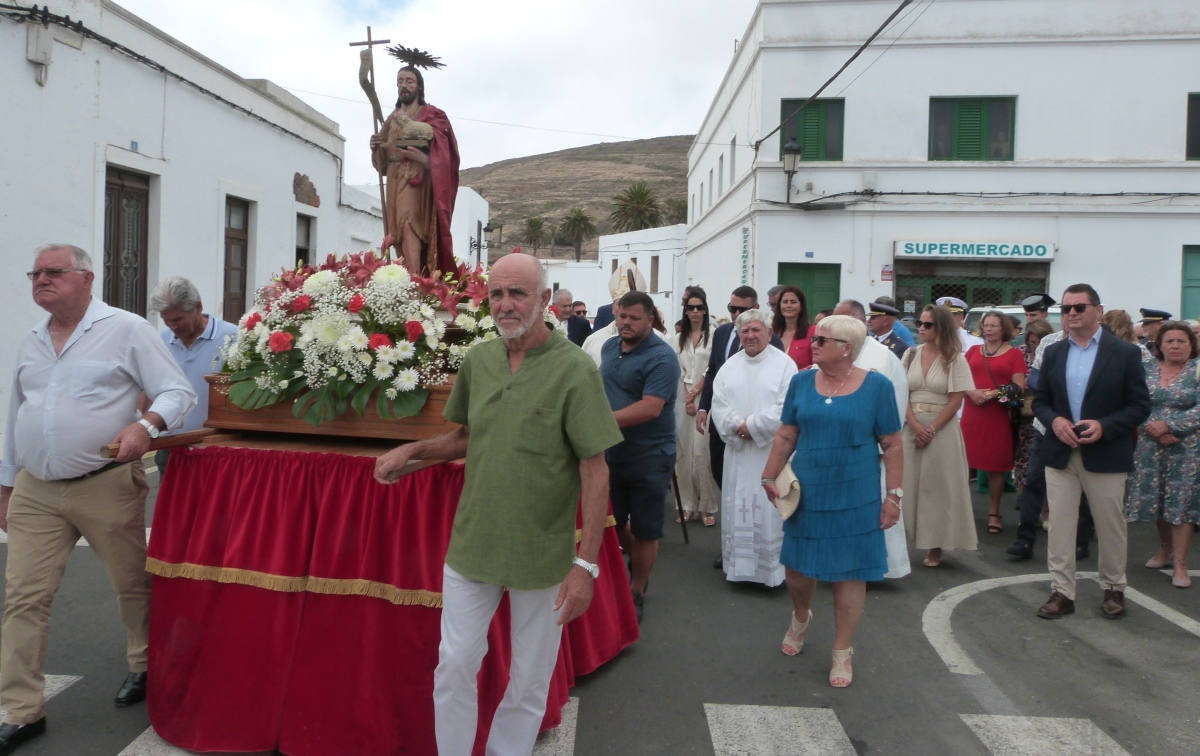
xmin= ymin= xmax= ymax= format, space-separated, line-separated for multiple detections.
xmin=1126 ymin=322 xmax=1200 ymax=589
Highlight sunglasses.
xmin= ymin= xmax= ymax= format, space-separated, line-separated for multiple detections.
xmin=685 ymin=304 xmax=706 ymax=312
xmin=574 ymin=309 xmax=587 ymax=315
xmin=727 ymin=304 xmax=751 ymax=315
xmin=26 ymin=267 xmax=87 ymax=280
xmin=809 ymin=335 xmax=849 ymax=347
xmin=1059 ymin=303 xmax=1092 ymax=314
xmin=918 ymin=320 xmax=936 ymax=329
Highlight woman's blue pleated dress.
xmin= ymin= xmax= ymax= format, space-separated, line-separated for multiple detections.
xmin=779 ymin=369 xmax=901 ymax=582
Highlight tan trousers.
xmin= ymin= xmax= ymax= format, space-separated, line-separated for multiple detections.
xmin=1 ymin=463 xmax=150 ymax=724
xmin=1045 ymin=449 xmax=1128 ymax=601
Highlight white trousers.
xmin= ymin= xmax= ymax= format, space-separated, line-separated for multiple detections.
xmin=434 ymin=564 xmax=564 ymax=756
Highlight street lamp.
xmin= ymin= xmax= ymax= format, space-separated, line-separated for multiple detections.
xmin=782 ymin=139 xmax=803 ymax=204
xmin=469 ymin=222 xmax=494 ymax=266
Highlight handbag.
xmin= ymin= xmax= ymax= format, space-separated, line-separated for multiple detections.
xmin=773 ymin=462 xmax=801 ymax=520
xmin=980 ymin=349 xmax=1023 ymax=426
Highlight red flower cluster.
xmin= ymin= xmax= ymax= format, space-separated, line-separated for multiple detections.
xmin=369 ymin=333 xmax=392 ymax=352
xmin=405 ymin=321 xmax=424 ymax=342
xmin=287 ymin=295 xmax=311 ymax=315
xmin=348 ymin=293 xmax=366 ymax=313
xmin=268 ymin=331 xmax=294 ymax=354
xmin=244 ymin=312 xmax=262 ymax=330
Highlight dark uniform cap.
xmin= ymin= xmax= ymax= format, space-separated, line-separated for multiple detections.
xmin=1021 ymin=293 xmax=1056 ymax=312
xmin=1139 ymin=308 xmax=1172 ymax=323
xmin=868 ymin=302 xmax=900 ymax=317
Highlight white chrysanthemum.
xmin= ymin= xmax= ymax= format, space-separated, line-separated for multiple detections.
xmin=357 ymin=352 xmax=373 ymax=366
xmin=312 ymin=314 xmax=349 ymax=346
xmin=375 ymin=345 xmax=399 ymax=364
xmin=393 ymin=341 xmax=416 ymax=361
xmin=478 ymin=315 xmax=494 ymax=331
xmin=454 ymin=314 xmax=477 ymax=332
xmin=431 ymin=320 xmax=447 ymax=338
xmin=373 ymin=361 xmax=394 ymax=380
xmin=384 ymin=387 xmax=398 ymax=400
xmin=419 ymin=304 xmax=435 ymax=320
xmin=466 ymin=300 xmax=481 ymax=314
xmin=372 ymin=265 xmax=410 ymax=286
xmin=425 ymin=335 xmax=440 ymax=351
xmin=394 ymin=368 xmax=419 ymax=392
xmin=326 ymin=366 xmax=339 ymax=376
xmin=345 ymin=326 xmax=369 ymax=350
xmin=302 ymin=270 xmax=340 ymax=297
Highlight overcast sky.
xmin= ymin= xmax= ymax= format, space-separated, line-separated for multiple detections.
xmin=113 ymin=0 xmax=760 ymax=185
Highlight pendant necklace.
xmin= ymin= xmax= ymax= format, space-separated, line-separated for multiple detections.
xmin=983 ymin=344 xmax=1001 ymax=357
xmin=822 ymin=369 xmax=852 ymax=404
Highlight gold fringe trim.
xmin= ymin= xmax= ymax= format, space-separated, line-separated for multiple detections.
xmin=576 ymin=515 xmax=618 ymax=543
xmin=145 ymin=558 xmax=443 ymax=608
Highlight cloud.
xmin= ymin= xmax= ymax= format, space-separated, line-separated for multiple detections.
xmin=110 ymin=0 xmax=758 ymax=183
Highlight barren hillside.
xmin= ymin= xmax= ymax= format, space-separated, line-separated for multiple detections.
xmin=460 ymin=135 xmax=692 ymax=260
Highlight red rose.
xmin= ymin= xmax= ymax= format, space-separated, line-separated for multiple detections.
xmin=369 ymin=333 xmax=392 ymax=352
xmin=268 ymin=331 xmax=294 ymax=354
xmin=244 ymin=312 xmax=262 ymax=330
xmin=405 ymin=321 xmax=424 ymax=342
xmin=348 ymin=293 xmax=366 ymax=313
xmin=290 ymin=295 xmax=311 ymax=314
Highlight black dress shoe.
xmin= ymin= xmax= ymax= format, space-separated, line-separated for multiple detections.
xmin=1006 ymin=540 xmax=1034 ymax=560
xmin=114 ymin=672 xmax=147 ymax=707
xmin=1076 ymin=545 xmax=1091 ymax=560
xmin=713 ymin=557 xmax=723 ymax=569
xmin=0 ymin=717 xmax=46 ymax=755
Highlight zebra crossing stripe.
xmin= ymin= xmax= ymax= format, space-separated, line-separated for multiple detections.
xmin=533 ymin=696 xmax=579 ymax=756
xmin=704 ymin=704 xmax=856 ymax=756
xmin=0 ymin=675 xmax=82 ymax=720
xmin=118 ymin=728 xmax=191 ymax=755
xmin=961 ymin=714 xmax=1130 ymax=755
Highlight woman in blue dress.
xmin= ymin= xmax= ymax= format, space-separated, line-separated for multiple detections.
xmin=762 ymin=315 xmax=904 ymax=688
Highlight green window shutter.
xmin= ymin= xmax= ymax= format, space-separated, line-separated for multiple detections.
xmin=799 ymin=105 xmax=822 ymax=159
xmin=954 ymin=100 xmax=985 ymax=160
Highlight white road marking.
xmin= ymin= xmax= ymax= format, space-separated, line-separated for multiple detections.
xmin=961 ymin=714 xmax=1130 ymax=755
xmin=923 ymin=571 xmax=1200 ymax=676
xmin=0 ymin=674 xmax=83 ymax=719
xmin=533 ymin=696 xmax=578 ymax=756
xmin=0 ymin=529 xmax=153 ymax=546
xmin=117 ymin=728 xmax=195 ymax=755
xmin=705 ymin=704 xmax=856 ymax=756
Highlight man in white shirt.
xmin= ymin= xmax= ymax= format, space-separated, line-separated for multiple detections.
xmin=935 ymin=296 xmax=983 ymax=352
xmin=0 ymin=245 xmax=195 ymax=753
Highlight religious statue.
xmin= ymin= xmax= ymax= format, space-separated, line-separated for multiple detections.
xmin=365 ymin=45 xmax=460 ymax=274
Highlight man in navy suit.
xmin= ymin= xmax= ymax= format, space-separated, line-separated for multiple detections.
xmin=551 ymin=288 xmax=592 ymax=347
xmin=1032 ymin=284 xmax=1150 ymax=621
xmin=696 ymin=286 xmax=784 ymax=489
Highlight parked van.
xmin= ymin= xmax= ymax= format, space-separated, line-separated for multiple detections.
xmin=964 ymin=305 xmax=1061 ymax=343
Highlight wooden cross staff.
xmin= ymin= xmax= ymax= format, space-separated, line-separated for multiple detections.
xmin=350 ymin=27 xmax=391 ymax=244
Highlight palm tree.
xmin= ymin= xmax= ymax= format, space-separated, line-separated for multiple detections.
xmin=608 ymin=181 xmax=663 ymax=232
xmin=664 ymin=197 xmax=688 ymax=225
xmin=558 ymin=207 xmax=597 ymax=262
xmin=518 ymin=216 xmax=548 ymax=255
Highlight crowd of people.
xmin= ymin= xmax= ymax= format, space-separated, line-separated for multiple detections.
xmin=2 ymin=243 xmax=1195 ymax=754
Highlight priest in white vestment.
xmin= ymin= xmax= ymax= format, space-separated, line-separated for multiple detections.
xmin=712 ymin=309 xmax=797 ymax=587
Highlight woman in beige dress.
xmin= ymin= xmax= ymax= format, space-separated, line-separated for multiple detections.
xmin=675 ymin=289 xmax=721 ymax=525
xmin=902 ymin=305 xmax=977 ymax=567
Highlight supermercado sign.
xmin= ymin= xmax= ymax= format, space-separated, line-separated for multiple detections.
xmin=894 ymin=241 xmax=1055 ymax=261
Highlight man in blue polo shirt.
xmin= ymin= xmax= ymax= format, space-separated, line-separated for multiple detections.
xmin=149 ymin=276 xmax=239 ymax=471
xmin=601 ymin=291 xmax=680 ymax=622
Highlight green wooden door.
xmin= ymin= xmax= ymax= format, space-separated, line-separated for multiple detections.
xmin=1183 ymin=246 xmax=1200 ymax=320
xmin=777 ymin=263 xmax=841 ymax=314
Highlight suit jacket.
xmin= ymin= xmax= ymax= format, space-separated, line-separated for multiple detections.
xmin=592 ymin=304 xmax=615 ymax=331
xmin=698 ymin=322 xmax=785 ymax=413
xmin=877 ymin=331 xmax=908 ymax=359
xmin=565 ymin=315 xmax=592 ymax=347
xmin=1032 ymin=328 xmax=1150 ymax=473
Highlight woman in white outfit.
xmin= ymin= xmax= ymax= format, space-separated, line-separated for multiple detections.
xmin=675 ymin=288 xmax=722 ymax=526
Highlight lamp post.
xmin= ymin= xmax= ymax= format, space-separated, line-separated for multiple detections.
xmin=469 ymin=222 xmax=494 ymax=267
xmin=782 ymin=139 xmax=803 ymax=205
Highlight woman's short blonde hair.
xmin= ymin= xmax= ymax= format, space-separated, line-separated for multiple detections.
xmin=816 ymin=314 xmax=867 ymax=360
xmin=735 ymin=308 xmax=772 ymax=330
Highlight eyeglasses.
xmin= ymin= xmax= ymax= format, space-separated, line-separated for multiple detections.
xmin=727 ymin=304 xmax=751 ymax=315
xmin=574 ymin=309 xmax=587 ymax=316
xmin=26 ymin=267 xmax=87 ymax=280
xmin=809 ymin=335 xmax=849 ymax=347
xmin=685 ymin=304 xmax=707 ymax=312
xmin=918 ymin=320 xmax=936 ymax=329
xmin=1059 ymin=303 xmax=1092 ymax=314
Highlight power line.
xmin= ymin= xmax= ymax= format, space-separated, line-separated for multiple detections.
xmin=755 ymin=0 xmax=914 ymax=152
xmin=832 ymin=0 xmax=936 ymax=98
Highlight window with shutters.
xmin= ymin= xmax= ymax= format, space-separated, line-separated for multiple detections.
xmin=779 ymin=99 xmax=844 ymax=161
xmin=103 ymin=168 xmax=150 ymax=316
xmin=1188 ymin=94 xmax=1200 ymax=159
xmin=929 ymin=97 xmax=1015 ymax=161
xmin=224 ymin=197 xmax=251 ymax=323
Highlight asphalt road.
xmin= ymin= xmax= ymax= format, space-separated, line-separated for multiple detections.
xmin=2 ymin=471 xmax=1197 ymax=755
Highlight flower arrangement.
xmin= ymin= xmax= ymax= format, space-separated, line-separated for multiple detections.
xmin=220 ymin=251 xmax=498 ymax=425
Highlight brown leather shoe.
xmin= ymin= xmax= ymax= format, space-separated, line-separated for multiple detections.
xmin=1101 ymin=589 xmax=1126 ymax=619
xmin=1037 ymin=591 xmax=1075 ymax=619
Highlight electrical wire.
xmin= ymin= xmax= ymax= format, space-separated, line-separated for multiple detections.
xmin=785 ymin=190 xmax=1200 ymax=209
xmin=832 ymin=0 xmax=936 ymax=98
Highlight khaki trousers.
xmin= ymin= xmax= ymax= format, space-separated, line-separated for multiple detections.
xmin=1045 ymin=449 xmax=1128 ymax=601
xmin=1 ymin=463 xmax=151 ymax=724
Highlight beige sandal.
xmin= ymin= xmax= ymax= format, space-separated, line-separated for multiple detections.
xmin=781 ymin=610 xmax=812 ymax=656
xmin=830 ymin=647 xmax=854 ymax=688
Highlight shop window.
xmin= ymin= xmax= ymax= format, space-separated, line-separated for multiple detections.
xmin=1188 ymin=94 xmax=1200 ymax=160
xmin=103 ymin=168 xmax=150 ymax=316
xmin=779 ymin=99 xmax=844 ymax=161
xmin=929 ymin=97 xmax=1015 ymax=161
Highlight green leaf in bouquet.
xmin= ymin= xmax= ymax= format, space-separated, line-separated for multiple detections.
xmin=227 ymin=379 xmax=259 ymax=408
xmin=376 ymin=388 xmax=394 ymax=419
xmin=389 ymin=387 xmax=430 ymax=419
xmin=350 ymin=378 xmax=377 ymax=417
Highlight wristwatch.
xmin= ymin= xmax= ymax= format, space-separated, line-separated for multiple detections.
xmin=137 ymin=418 xmax=161 ymax=439
xmin=886 ymin=488 xmax=903 ymax=499
xmin=572 ymin=556 xmax=600 ymax=579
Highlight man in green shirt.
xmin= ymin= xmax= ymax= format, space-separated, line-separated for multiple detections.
xmin=375 ymin=252 xmax=622 ymax=756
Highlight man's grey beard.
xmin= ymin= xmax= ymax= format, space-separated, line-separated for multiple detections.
xmin=497 ymin=309 xmax=542 ymax=340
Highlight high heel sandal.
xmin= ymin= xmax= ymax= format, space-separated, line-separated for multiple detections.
xmin=830 ymin=647 xmax=854 ymax=688
xmin=781 ymin=610 xmax=811 ymax=656
xmin=987 ymin=514 xmax=1003 ymax=534
xmin=1145 ymin=551 xmax=1174 ymax=569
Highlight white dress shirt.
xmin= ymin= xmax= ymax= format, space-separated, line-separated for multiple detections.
xmin=2 ymin=298 xmax=197 ymax=485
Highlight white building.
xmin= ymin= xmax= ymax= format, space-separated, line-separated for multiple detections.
xmin=687 ymin=0 xmax=1200 ymax=324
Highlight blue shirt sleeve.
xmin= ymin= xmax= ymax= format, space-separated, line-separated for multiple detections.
xmin=641 ymin=343 xmax=681 ymax=402
xmin=780 ymin=371 xmax=806 ymax=426
xmin=871 ymin=372 xmax=902 ymax=436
